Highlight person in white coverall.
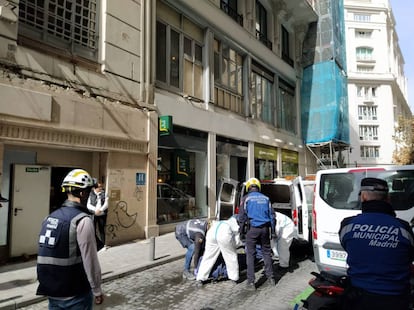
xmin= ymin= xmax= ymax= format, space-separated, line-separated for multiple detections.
xmin=271 ymin=211 xmax=296 ymax=269
xmin=196 ymin=216 xmax=242 ymax=284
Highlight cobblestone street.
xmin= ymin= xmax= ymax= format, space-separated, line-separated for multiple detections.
xmin=19 ymin=256 xmax=316 ymax=310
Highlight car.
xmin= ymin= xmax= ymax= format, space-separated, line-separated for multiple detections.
xmin=312 ymin=165 xmax=414 ymax=275
xmin=157 ymin=183 xmax=195 ymax=223
xmin=216 ymin=176 xmax=312 ymax=244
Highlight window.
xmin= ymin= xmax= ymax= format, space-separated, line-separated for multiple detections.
xmin=18 ymin=0 xmax=99 ymax=62
xmin=356 ymin=47 xmax=373 ymax=61
xmin=214 ymin=39 xmax=243 ymax=113
xmin=358 ymin=105 xmax=377 ymax=120
xmin=360 ymin=146 xmax=380 ymax=158
xmin=356 ymin=86 xmax=377 ymax=100
xmin=355 ymin=29 xmax=372 ymax=38
xmin=281 ymin=26 xmax=293 ymax=66
xmin=357 ymin=65 xmax=374 ymax=72
xmin=220 ymin=0 xmax=243 ymax=26
xmin=184 ymin=37 xmax=203 ymax=98
xmin=359 ymin=125 xmax=378 ymax=141
xmin=156 ymin=20 xmax=204 ymax=99
xmin=251 ymin=61 xmax=274 ymax=124
xmin=354 ymin=14 xmax=370 ymax=22
xmin=277 ymin=79 xmax=296 ymax=134
xmin=256 ymin=1 xmax=271 ymax=49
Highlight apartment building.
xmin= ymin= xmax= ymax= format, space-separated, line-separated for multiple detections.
xmin=344 ymin=0 xmax=411 ymax=167
xmin=0 ymin=0 xmax=317 ymax=262
xmin=154 ymin=0 xmax=317 ymax=232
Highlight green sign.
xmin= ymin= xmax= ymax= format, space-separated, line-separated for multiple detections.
xmin=26 ymin=167 xmax=39 ymax=173
xmin=159 ymin=115 xmax=173 ymax=136
xmin=254 ymin=144 xmax=278 ymax=161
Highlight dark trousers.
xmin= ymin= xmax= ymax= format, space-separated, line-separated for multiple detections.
xmin=94 ymin=214 xmax=107 ymax=245
xmin=342 ymin=286 xmax=410 ymax=310
xmin=245 ymin=226 xmax=273 ymax=283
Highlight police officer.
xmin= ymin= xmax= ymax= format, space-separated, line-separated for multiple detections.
xmin=239 ymin=177 xmax=276 ymax=290
xmin=175 ymin=218 xmax=208 ymax=280
xmin=37 ymin=169 xmax=104 ymax=308
xmin=339 ymin=177 xmax=414 ymax=310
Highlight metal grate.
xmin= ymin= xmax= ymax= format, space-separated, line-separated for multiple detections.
xmin=19 ymin=0 xmax=98 ymax=56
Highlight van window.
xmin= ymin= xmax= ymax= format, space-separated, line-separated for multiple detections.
xmin=320 ymin=170 xmax=414 ymax=211
xmin=261 ymin=184 xmax=290 ymax=203
xmin=220 ymin=183 xmax=234 ymax=203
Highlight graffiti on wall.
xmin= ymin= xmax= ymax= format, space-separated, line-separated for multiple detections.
xmin=106 ymin=200 xmax=138 ymax=239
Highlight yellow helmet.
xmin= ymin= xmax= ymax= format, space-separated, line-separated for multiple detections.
xmin=246 ymin=177 xmax=261 ymax=192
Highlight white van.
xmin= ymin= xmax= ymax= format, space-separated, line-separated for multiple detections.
xmin=312 ymin=165 xmax=414 ymax=275
xmin=216 ymin=176 xmax=312 ymax=244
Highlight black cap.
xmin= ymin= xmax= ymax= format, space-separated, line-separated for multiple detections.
xmin=360 ymin=177 xmax=388 ymax=192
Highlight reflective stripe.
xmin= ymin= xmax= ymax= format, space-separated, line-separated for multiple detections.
xmin=186 ymin=220 xmax=205 ymax=237
xmin=214 ymin=221 xmax=230 ymax=241
xmin=339 ymin=223 xmax=354 ymax=240
xmin=37 ymin=255 xmax=83 ymax=266
xmin=69 ymin=213 xmax=88 ymax=258
xmin=400 ymin=226 xmax=414 ymax=246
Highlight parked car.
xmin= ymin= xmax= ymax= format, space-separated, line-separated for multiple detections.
xmin=157 ymin=183 xmax=195 ymax=223
xmin=216 ymin=176 xmax=312 ymax=244
xmin=312 ymin=165 xmax=414 ymax=275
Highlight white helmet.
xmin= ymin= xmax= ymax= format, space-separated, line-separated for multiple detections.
xmin=62 ymin=169 xmax=94 ymax=192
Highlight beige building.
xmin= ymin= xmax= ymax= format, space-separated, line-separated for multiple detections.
xmin=0 ymin=0 xmax=317 ymax=263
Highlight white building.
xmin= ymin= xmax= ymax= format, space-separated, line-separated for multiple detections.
xmin=344 ymin=0 xmax=411 ymax=167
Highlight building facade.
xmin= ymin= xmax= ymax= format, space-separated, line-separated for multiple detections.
xmin=0 ymin=0 xmax=317 ymax=262
xmin=344 ymin=0 xmax=411 ymax=167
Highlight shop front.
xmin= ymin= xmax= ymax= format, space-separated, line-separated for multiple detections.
xmin=157 ymin=126 xmax=208 ymax=225
xmin=254 ymin=144 xmax=278 ymax=180
xmin=281 ymin=149 xmax=299 ymax=177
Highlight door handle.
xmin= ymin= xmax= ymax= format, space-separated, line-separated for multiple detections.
xmin=14 ymin=208 xmax=23 ymax=216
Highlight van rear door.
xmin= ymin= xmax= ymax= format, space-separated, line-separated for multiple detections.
xmin=292 ymin=176 xmax=309 ymax=242
xmin=216 ymin=177 xmax=239 ymax=220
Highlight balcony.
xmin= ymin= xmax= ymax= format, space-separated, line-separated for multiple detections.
xmin=278 ymin=0 xmax=318 ymax=23
xmin=220 ymin=0 xmax=243 ymax=26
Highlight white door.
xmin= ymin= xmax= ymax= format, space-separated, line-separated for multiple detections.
xmin=10 ymin=165 xmax=51 ymax=257
xmin=293 ymin=176 xmax=309 ymax=242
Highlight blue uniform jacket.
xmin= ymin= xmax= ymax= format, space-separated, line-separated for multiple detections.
xmin=339 ymin=200 xmax=414 ymax=295
xmin=239 ymin=190 xmax=275 ymax=233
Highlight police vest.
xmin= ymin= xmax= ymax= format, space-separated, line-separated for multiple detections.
xmin=36 ymin=201 xmax=91 ymax=297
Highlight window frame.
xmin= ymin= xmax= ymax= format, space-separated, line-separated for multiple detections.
xmin=358 ymin=105 xmax=377 ymax=121
xmin=251 ymin=61 xmax=275 ymax=125
xmin=156 ymin=19 xmax=204 ymax=99
xmin=277 ymin=79 xmax=296 ymax=134
xmin=356 ymin=47 xmax=374 ymax=61
xmin=360 ymin=145 xmax=380 ymax=158
xmin=18 ymin=0 xmax=100 ymax=64
xmin=255 ymin=1 xmax=271 ymax=49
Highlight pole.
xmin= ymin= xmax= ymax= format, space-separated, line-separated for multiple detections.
xmin=149 ymin=236 xmax=155 ymax=261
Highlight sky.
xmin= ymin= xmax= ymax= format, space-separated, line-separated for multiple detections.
xmin=389 ymin=0 xmax=414 ymax=111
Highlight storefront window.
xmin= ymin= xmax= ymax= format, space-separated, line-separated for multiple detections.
xmin=254 ymin=144 xmax=278 ymax=180
xmin=281 ymin=149 xmax=299 ymax=176
xmin=158 ymin=127 xmax=208 ymax=224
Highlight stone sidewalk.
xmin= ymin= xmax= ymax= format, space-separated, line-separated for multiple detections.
xmin=0 ymin=232 xmax=185 ymax=310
